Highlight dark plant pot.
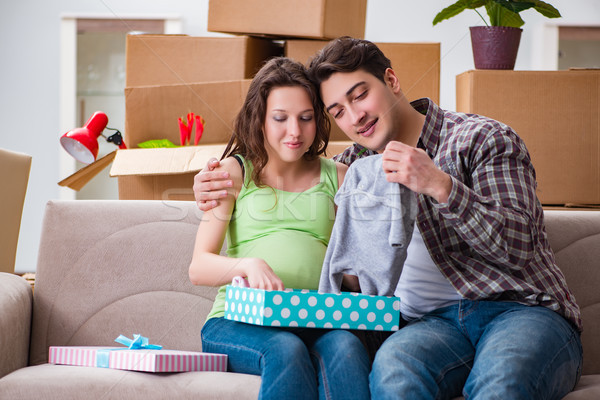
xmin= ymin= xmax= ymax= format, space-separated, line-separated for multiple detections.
xmin=470 ymin=26 xmax=523 ymax=70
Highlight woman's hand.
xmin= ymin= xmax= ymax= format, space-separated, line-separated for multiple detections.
xmin=241 ymin=258 xmax=285 ymax=291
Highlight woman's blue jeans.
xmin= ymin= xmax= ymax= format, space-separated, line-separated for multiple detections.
xmin=370 ymin=301 xmax=582 ymax=400
xmin=202 ymin=317 xmax=371 ymax=400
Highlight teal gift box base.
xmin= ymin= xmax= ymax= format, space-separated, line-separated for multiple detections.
xmin=224 ymin=286 xmax=400 ymax=331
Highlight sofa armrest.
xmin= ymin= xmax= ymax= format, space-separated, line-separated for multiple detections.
xmin=0 ymin=273 xmax=32 ymax=378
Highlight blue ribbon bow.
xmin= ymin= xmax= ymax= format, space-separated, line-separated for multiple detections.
xmin=114 ymin=334 xmax=163 ymax=350
xmin=95 ymin=334 xmax=162 ymax=368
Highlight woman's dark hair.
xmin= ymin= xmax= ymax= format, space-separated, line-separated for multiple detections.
xmin=221 ymin=57 xmax=330 ymax=187
xmin=308 ymin=36 xmax=391 ymax=88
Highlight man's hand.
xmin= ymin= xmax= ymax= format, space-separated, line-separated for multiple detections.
xmin=381 ymin=141 xmax=452 ymax=204
xmin=193 ymin=158 xmax=233 ymax=211
xmin=342 ymin=274 xmax=361 ymax=292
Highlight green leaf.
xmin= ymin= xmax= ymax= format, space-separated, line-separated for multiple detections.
xmin=137 ymin=139 xmax=178 ymax=148
xmin=433 ymin=0 xmax=487 ymax=25
xmin=492 ymin=0 xmax=535 ymax=13
xmin=433 ymin=0 xmax=469 ymax=25
xmin=431 ymin=0 xmax=558 ymax=26
xmin=465 ymin=0 xmax=488 ymax=8
xmin=532 ymin=0 xmax=561 ymax=18
xmin=486 ymin=2 xmax=525 ymax=27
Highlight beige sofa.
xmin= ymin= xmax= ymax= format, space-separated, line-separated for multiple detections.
xmin=0 ymin=200 xmax=598 ymax=399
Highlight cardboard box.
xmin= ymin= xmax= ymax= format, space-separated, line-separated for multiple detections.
xmin=286 ymin=41 xmax=440 ymax=103
xmin=456 ymin=70 xmax=600 ymax=205
xmin=324 ymin=141 xmax=354 ymax=158
xmin=109 ymin=146 xmax=227 ymax=200
xmin=285 ymin=41 xmax=441 ymax=141
xmin=49 ymin=346 xmax=227 ymax=373
xmin=543 ymin=206 xmax=600 ymax=211
xmin=124 ymin=80 xmax=251 ymax=148
xmin=208 ymin=0 xmax=367 ymax=40
xmin=125 ymin=35 xmax=281 ymax=87
xmin=225 ymin=286 xmax=401 ymax=331
xmin=0 ymin=148 xmax=31 ymax=274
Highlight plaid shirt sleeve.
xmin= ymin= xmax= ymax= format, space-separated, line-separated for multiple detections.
xmin=433 ymin=122 xmax=541 ymax=270
xmin=416 ymin=99 xmax=581 ymax=330
xmin=332 ymin=143 xmax=377 ymax=166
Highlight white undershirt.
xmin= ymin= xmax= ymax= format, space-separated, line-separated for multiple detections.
xmin=396 ymin=225 xmax=462 ymax=320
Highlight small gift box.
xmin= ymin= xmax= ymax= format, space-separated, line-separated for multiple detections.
xmin=224 ymin=285 xmax=400 ymax=331
xmin=49 ymin=335 xmax=227 ymax=373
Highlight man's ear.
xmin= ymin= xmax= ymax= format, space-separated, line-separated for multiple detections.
xmin=384 ymin=68 xmax=402 ymax=94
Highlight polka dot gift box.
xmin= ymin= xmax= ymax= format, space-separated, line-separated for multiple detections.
xmin=224 ymin=286 xmax=401 ymax=331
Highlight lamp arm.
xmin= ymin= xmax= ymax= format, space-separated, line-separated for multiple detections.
xmin=104 ymin=127 xmax=127 ymax=149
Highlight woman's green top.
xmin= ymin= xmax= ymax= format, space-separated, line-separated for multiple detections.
xmin=206 ymin=155 xmax=338 ymax=320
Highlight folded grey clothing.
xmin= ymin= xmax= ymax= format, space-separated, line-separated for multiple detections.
xmin=319 ymin=154 xmax=417 ymax=296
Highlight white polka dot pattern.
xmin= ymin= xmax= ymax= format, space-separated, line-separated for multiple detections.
xmin=224 ymin=286 xmax=400 ymax=331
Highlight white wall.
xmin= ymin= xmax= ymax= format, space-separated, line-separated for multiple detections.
xmin=1 ymin=0 xmax=599 ymax=273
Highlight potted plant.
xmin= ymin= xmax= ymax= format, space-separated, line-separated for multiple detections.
xmin=433 ymin=0 xmax=561 ymax=69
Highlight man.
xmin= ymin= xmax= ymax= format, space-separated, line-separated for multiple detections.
xmin=194 ymin=37 xmax=582 ymax=399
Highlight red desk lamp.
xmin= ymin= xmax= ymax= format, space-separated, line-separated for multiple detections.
xmin=60 ymin=111 xmax=127 ymax=164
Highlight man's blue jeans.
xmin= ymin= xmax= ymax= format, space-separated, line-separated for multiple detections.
xmin=370 ymin=301 xmax=582 ymax=400
xmin=202 ymin=317 xmax=371 ymax=400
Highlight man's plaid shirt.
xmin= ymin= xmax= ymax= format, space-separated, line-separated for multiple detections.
xmin=334 ymin=98 xmax=582 ymax=331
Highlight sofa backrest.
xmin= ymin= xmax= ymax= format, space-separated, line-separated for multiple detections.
xmin=543 ymin=210 xmax=600 ymax=375
xmin=29 ymin=202 xmax=600 ymax=375
xmin=29 ymin=200 xmax=217 ymax=366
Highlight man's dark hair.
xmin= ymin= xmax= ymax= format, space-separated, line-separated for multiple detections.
xmin=308 ymin=36 xmax=392 ymax=87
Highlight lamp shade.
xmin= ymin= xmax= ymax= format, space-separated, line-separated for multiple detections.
xmin=60 ymin=111 xmax=108 ymax=164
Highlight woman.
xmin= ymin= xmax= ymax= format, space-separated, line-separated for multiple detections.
xmin=188 ymin=57 xmax=370 ymax=400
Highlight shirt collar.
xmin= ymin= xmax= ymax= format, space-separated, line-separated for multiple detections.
xmin=410 ymin=98 xmax=444 ymax=157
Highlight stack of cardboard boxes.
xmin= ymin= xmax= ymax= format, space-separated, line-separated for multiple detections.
xmin=109 ymin=0 xmax=441 ymax=200
xmin=60 ymin=2 xmax=597 ymax=208
xmin=112 ymin=35 xmax=272 ymax=200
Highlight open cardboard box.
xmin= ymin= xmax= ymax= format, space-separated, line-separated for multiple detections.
xmin=109 ymin=146 xmax=226 ymax=201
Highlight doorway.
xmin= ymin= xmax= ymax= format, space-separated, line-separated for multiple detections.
xmin=59 ymin=16 xmax=182 ymax=200
xmin=532 ymin=23 xmax=600 ymax=70
xmin=558 ymin=26 xmax=600 ymax=70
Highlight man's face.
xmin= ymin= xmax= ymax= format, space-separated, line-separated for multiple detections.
xmin=320 ymin=69 xmax=402 ymax=152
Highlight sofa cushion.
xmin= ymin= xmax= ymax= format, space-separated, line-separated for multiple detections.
xmin=29 ymin=200 xmax=218 ymax=365
xmin=543 ymin=210 xmax=600 ymax=375
xmin=0 ymin=273 xmax=31 ymax=379
xmin=0 ymin=364 xmax=260 ymax=400
xmin=562 ymin=376 xmax=600 ymax=399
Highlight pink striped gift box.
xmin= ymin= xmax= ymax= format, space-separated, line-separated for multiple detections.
xmin=49 ymin=346 xmax=227 ymax=373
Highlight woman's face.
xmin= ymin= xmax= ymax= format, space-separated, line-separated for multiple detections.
xmin=263 ymin=86 xmax=316 ymax=163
